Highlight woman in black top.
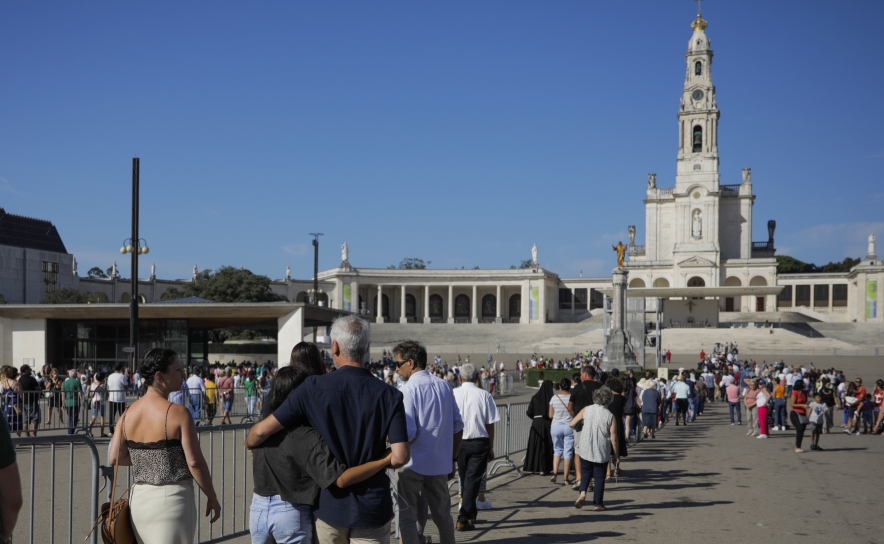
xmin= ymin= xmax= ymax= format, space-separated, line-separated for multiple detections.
xmin=523 ymin=380 xmax=555 ymax=475
xmin=818 ymin=380 xmax=837 ymax=434
xmin=251 ymin=364 xmax=392 ymax=544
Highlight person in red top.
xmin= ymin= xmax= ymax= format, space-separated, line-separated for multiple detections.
xmin=699 ymin=350 xmax=706 ymax=361
xmin=789 ymin=379 xmax=809 ymax=453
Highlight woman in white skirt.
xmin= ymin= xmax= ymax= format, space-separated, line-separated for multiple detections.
xmin=110 ymin=348 xmax=221 ymax=544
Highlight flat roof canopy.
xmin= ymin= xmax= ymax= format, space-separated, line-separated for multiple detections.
xmin=0 ymin=302 xmax=350 ymax=329
xmin=596 ymin=286 xmax=784 ymax=298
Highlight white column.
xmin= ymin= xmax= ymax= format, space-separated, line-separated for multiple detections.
xmin=377 ymin=284 xmax=384 ymax=323
xmin=521 ymin=280 xmax=530 ymax=324
xmin=571 ymin=287 xmax=576 ymax=317
xmin=277 ymin=308 xmax=304 ymax=368
xmin=495 ymin=285 xmax=502 ymax=323
xmin=828 ymin=284 xmax=833 ymax=309
xmin=351 ymin=281 xmax=359 ymax=314
xmin=448 ymin=285 xmax=454 ymax=323
xmin=471 ymin=285 xmax=478 ymax=324
xmin=400 ymin=285 xmax=407 ymax=323
xmin=424 ymin=286 xmax=431 ymax=324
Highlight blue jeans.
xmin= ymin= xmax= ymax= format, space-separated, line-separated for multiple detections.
xmin=249 ymin=494 xmax=312 ymax=544
xmin=550 ymin=423 xmax=574 ymax=459
xmin=773 ymin=399 xmax=787 ymax=428
xmin=728 ymin=401 xmax=742 ymax=423
xmin=188 ymin=394 xmax=202 ymax=423
xmin=688 ymin=398 xmax=697 ymax=421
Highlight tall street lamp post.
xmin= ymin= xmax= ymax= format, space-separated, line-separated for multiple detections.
xmin=119 ymin=158 xmax=149 ymax=370
xmin=309 ymin=233 xmax=323 ymax=304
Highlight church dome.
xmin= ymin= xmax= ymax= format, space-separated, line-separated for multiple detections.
xmin=688 ymin=16 xmax=710 ymax=52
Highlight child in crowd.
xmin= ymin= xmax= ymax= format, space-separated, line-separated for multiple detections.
xmin=807 ymin=393 xmax=827 ymax=451
xmin=862 ymin=394 xmax=875 ymax=434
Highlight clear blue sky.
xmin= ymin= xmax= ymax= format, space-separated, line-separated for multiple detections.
xmin=1 ymin=1 xmax=882 ymax=280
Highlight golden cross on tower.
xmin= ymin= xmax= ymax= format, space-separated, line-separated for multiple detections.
xmin=695 ymin=0 xmax=703 ymax=17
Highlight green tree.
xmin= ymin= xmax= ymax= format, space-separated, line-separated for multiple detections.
xmin=510 ymin=259 xmax=534 ymax=269
xmin=86 ymin=291 xmax=110 ymax=303
xmin=160 ymin=266 xmax=286 ymax=303
xmin=775 ymin=255 xmax=818 ymax=274
xmin=41 ymin=288 xmax=90 ymax=304
xmin=389 ymin=258 xmax=430 ymax=270
xmin=820 ymin=257 xmax=861 ymax=273
xmin=87 ymin=267 xmax=108 ymax=279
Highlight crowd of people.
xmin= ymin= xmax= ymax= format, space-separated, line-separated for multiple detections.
xmin=3 ymin=328 xmax=884 ymax=544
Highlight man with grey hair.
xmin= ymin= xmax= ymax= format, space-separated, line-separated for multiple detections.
xmin=394 ymin=340 xmax=463 ymax=544
xmin=452 ymin=363 xmax=499 ymax=531
xmin=246 ymin=315 xmax=410 ymax=544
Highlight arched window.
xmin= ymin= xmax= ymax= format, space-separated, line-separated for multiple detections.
xmin=454 ymin=294 xmax=470 ymax=318
xmin=295 ymin=291 xmax=308 ymax=302
xmin=692 ymin=125 xmax=703 ymax=152
xmin=481 ymin=294 xmax=496 ymax=318
xmin=509 ymin=294 xmax=522 ymax=318
xmin=695 ymin=61 xmax=702 ymax=76
xmin=687 ymin=276 xmax=706 ymax=287
xmin=405 ymin=294 xmax=416 ymax=317
xmin=428 ymin=294 xmax=443 ymax=317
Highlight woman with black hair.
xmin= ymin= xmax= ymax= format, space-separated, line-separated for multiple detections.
xmin=289 ymin=341 xmax=327 ymax=377
xmin=789 ymin=378 xmax=810 ymax=453
xmin=548 ymin=377 xmax=575 ymax=485
xmin=523 ymin=380 xmax=555 ymax=475
xmin=250 ymin=364 xmax=393 ymax=544
xmin=109 ymin=348 xmax=220 ymax=544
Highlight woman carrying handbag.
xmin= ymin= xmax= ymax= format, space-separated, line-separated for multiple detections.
xmin=104 ymin=348 xmax=221 ymax=544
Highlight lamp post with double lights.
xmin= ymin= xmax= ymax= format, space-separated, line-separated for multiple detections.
xmin=119 ymin=158 xmax=149 ymax=370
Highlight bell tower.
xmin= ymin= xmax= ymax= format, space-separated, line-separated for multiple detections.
xmin=675 ymin=8 xmax=720 ymax=191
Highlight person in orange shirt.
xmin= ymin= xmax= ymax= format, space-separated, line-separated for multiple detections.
xmin=772 ymin=378 xmax=788 ymax=431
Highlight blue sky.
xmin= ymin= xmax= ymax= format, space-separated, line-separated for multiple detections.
xmin=1 ymin=1 xmax=882 ymax=280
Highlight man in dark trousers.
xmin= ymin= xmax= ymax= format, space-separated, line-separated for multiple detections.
xmin=452 ymin=363 xmax=499 ymax=531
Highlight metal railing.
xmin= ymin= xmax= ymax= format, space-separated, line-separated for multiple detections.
xmin=1 ymin=388 xmax=265 ymax=436
xmin=12 ymin=434 xmax=100 ymax=544
xmin=720 ymin=184 xmax=741 ymax=195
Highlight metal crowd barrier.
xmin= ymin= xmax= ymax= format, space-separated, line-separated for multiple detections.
xmin=11 ymin=434 xmax=101 ymax=544
xmin=100 ymin=423 xmax=255 ymax=544
xmin=1 ymin=388 xmax=265 ymax=436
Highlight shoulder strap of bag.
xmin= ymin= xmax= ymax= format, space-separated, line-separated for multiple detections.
xmin=556 ymin=393 xmax=574 ymax=417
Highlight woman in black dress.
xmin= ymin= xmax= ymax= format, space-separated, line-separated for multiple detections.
xmin=605 ymin=377 xmax=627 ymax=476
xmin=524 ymin=380 xmax=555 ymax=475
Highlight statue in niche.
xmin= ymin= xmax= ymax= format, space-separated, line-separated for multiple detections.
xmin=612 ymin=241 xmax=627 ymax=268
xmin=692 ymin=209 xmax=703 ymax=239
xmin=341 ymin=242 xmax=349 ymax=263
xmin=742 ymin=168 xmax=752 ymax=184
xmin=531 ymin=244 xmax=538 ymax=264
xmin=628 ymin=225 xmax=636 ymax=247
xmin=767 ymin=220 xmax=776 ymax=243
xmin=648 ymin=173 xmax=656 ymax=189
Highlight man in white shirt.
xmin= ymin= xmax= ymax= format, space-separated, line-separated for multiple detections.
xmin=106 ymin=362 xmax=129 ymax=430
xmin=394 ymin=341 xmax=463 ymax=544
xmin=453 ymin=363 xmax=499 ymax=532
xmin=672 ymin=376 xmax=691 ymax=426
xmin=185 ymin=367 xmax=207 ymax=424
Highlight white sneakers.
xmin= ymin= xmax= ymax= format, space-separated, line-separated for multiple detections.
xmin=756 ymin=434 xmax=769 ymax=439
xmin=476 ymin=500 xmax=493 ymax=510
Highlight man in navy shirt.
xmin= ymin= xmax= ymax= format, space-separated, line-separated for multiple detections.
xmin=246 ymin=315 xmax=410 ymax=543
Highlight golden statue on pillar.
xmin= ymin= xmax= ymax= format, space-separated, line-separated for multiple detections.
xmin=612 ymin=241 xmax=627 ymax=268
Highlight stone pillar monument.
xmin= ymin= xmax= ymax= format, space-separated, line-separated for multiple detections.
xmin=602 ymin=266 xmax=639 ymax=371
